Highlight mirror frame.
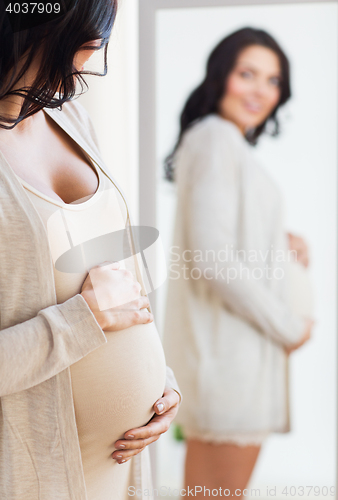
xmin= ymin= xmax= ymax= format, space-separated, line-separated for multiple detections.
xmin=138 ymin=0 xmax=338 ymax=489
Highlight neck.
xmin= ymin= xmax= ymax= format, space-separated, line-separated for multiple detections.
xmin=217 ymin=113 xmax=247 ymax=136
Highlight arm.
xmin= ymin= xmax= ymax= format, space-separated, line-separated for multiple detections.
xmin=182 ymin=121 xmax=306 ymax=348
xmin=0 ymin=293 xmax=107 ymax=397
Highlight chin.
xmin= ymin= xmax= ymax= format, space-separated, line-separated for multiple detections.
xmin=239 ymin=109 xmax=266 ymax=129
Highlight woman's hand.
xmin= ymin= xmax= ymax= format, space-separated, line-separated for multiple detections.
xmin=285 ymin=318 xmax=314 ymax=355
xmin=80 ymin=261 xmax=153 ymax=331
xmin=287 ymin=233 xmax=310 ymax=268
xmin=111 ymin=388 xmax=181 ymax=464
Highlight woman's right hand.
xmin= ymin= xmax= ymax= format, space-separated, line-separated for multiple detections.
xmin=80 ymin=261 xmax=153 ymax=331
xmin=287 ymin=233 xmax=310 ymax=268
xmin=285 ymin=318 xmax=314 ymax=355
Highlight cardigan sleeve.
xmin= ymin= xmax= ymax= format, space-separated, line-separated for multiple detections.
xmin=165 ymin=365 xmax=182 ymax=404
xmin=181 ymin=118 xmax=307 ymax=348
xmin=0 ymin=293 xmax=107 ymax=397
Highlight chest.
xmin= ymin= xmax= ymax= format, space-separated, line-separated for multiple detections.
xmin=0 ymin=114 xmax=98 ymax=205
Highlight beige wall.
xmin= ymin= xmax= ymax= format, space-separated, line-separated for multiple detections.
xmin=77 ymin=0 xmax=139 ymax=221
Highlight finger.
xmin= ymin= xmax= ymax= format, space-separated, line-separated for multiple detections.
xmin=112 ymin=434 xmax=160 ymax=459
xmin=121 ymin=410 xmax=177 ymax=441
xmin=126 ymin=309 xmax=153 ymax=326
xmin=111 ymin=297 xmax=148 ymax=312
xmin=154 ymin=387 xmax=180 ymax=415
xmin=116 ymin=295 xmax=150 ymax=312
xmin=114 ymin=433 xmax=161 ymax=453
xmin=112 ymin=446 xmax=147 ymax=463
xmin=105 ymin=309 xmax=153 ymax=331
xmin=129 ymin=295 xmax=150 ymax=310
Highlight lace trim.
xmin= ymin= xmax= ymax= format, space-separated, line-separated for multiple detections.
xmin=182 ymin=429 xmax=270 ymax=447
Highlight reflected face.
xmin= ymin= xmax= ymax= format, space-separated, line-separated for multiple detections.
xmin=218 ymin=45 xmax=282 ymax=134
xmin=73 ymin=39 xmax=102 ymax=72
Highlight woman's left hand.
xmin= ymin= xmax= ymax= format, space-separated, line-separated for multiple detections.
xmin=112 ymin=387 xmax=181 ymax=464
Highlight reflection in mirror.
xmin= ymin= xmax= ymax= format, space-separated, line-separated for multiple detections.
xmin=155 ymin=2 xmax=337 ymax=497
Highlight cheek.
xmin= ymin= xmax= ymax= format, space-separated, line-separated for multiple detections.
xmin=267 ymin=88 xmax=281 ymax=111
xmin=225 ymin=74 xmax=249 ymax=99
xmin=74 ymin=50 xmax=95 ymax=70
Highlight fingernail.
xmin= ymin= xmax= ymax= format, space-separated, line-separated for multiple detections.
xmin=156 ymin=403 xmax=164 ymax=413
xmin=116 ymin=454 xmax=122 ymax=459
xmin=126 ymin=434 xmax=134 ymax=439
xmin=118 ymin=444 xmax=125 ymax=449
xmin=120 ymin=460 xmax=126 ymax=463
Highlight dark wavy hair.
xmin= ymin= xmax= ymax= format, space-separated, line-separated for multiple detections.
xmin=0 ymin=0 xmax=117 ymax=129
xmin=165 ymin=27 xmax=291 ymax=181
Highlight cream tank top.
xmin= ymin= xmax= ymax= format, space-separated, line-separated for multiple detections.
xmin=16 ymin=160 xmax=167 ymax=500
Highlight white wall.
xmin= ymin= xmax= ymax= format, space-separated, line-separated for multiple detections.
xmin=156 ymin=2 xmax=337 ymax=494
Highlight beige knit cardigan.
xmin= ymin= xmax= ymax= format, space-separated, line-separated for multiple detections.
xmin=0 ymin=99 xmax=181 ymax=499
xmin=163 ymin=114 xmax=306 ymax=439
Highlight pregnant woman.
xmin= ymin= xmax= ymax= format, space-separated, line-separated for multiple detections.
xmin=0 ymin=2 xmax=181 ymax=499
xmin=163 ymin=28 xmax=313 ymax=496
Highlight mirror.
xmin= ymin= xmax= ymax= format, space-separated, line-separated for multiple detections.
xmin=142 ymin=0 xmax=337 ymax=495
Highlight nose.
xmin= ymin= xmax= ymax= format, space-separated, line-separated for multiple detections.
xmin=252 ymin=78 xmax=271 ymax=98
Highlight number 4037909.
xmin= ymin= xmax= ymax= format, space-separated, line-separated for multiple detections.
xmin=5 ymin=3 xmax=61 ymax=15
xmin=282 ymin=486 xmax=335 ymax=496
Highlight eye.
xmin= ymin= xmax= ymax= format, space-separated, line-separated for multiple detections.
xmin=269 ymin=76 xmax=281 ymax=87
xmin=240 ymin=70 xmax=253 ymax=79
xmin=81 ymin=39 xmax=104 ymax=51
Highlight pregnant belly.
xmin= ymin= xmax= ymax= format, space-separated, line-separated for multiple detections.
xmin=69 ymin=321 xmax=167 ymax=461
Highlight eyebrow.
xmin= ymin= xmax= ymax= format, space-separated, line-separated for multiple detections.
xmin=236 ymin=60 xmax=282 ymax=78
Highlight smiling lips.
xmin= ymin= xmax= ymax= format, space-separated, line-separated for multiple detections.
xmin=243 ymin=101 xmax=263 ymax=113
